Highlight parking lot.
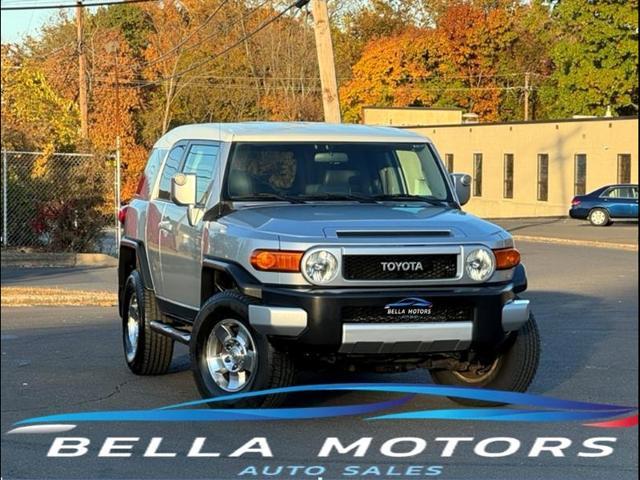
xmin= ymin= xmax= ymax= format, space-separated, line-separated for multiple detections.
xmin=1 ymin=239 xmax=638 ymax=480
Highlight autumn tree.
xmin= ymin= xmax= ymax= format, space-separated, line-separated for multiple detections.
xmin=1 ymin=45 xmax=79 ymax=151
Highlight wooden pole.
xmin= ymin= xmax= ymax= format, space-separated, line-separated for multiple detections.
xmin=76 ymin=1 xmax=89 ymax=138
xmin=310 ymin=0 xmax=341 ymax=123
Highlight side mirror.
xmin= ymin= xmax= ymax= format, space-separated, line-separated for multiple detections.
xmin=171 ymin=173 xmax=197 ymax=206
xmin=450 ymin=173 xmax=472 ymax=206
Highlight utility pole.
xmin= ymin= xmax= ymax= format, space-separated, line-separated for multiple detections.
xmin=523 ymin=72 xmax=530 ymax=122
xmin=310 ymin=0 xmax=341 ymax=123
xmin=76 ymin=1 xmax=89 ymax=138
xmin=106 ymin=41 xmax=121 ymax=137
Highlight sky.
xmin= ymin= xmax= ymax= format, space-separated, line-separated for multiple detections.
xmin=0 ymin=8 xmax=65 ymax=43
xmin=1 ymin=8 xmax=73 ymax=43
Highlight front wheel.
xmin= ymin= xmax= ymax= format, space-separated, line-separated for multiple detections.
xmin=429 ymin=313 xmax=540 ymax=406
xmin=191 ymin=291 xmax=296 ymax=408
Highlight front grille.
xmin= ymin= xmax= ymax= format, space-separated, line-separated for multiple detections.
xmin=342 ymin=254 xmax=457 ymax=281
xmin=343 ymin=302 xmax=473 ymax=324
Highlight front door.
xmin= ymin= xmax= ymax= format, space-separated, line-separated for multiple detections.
xmin=147 ymin=143 xmax=187 ymax=297
xmin=159 ymin=142 xmax=221 ymax=308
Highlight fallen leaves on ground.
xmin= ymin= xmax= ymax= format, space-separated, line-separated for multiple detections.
xmin=1 ymin=287 xmax=117 ymax=307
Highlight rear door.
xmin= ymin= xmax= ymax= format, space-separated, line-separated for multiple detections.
xmin=147 ymin=142 xmax=187 ymax=298
xmin=600 ymin=187 xmax=632 ymax=218
xmin=624 ymin=186 xmax=638 ymax=218
xmin=159 ymin=142 xmax=221 ymax=308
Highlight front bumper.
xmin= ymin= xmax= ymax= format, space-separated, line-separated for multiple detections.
xmin=248 ymin=282 xmax=529 ymax=355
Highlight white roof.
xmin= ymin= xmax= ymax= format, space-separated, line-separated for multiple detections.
xmin=153 ymin=122 xmax=430 ymax=149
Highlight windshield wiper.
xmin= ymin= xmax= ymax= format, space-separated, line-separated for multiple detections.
xmin=298 ymin=193 xmax=378 ymax=203
xmin=232 ymin=193 xmax=305 ymax=204
xmin=370 ymin=194 xmax=451 ymax=207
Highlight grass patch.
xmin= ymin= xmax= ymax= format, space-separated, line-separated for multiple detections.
xmin=1 ymin=287 xmax=117 ymax=307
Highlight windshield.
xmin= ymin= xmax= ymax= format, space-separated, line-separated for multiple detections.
xmin=225 ymin=142 xmax=452 ymax=203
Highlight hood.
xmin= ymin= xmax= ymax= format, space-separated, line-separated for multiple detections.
xmin=219 ymin=204 xmax=506 ymax=242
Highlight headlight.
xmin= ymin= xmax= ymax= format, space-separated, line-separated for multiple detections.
xmin=465 ymin=247 xmax=495 ymax=282
xmin=302 ymin=250 xmax=338 ymax=284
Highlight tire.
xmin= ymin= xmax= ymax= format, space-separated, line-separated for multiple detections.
xmin=429 ymin=313 xmax=540 ymax=406
xmin=122 ymin=270 xmax=174 ymax=375
xmin=190 ymin=291 xmax=296 ymax=408
xmin=589 ymin=208 xmax=610 ymax=226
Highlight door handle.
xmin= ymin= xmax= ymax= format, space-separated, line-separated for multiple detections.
xmin=158 ymin=220 xmax=173 ymax=233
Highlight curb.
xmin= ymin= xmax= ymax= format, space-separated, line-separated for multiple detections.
xmin=1 ymin=252 xmax=118 ymax=268
xmin=513 ymin=234 xmax=638 ymax=252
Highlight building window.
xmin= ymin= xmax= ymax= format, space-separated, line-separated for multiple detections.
xmin=473 ymin=153 xmax=483 ymax=197
xmin=574 ymin=154 xmax=587 ymax=196
xmin=445 ymin=153 xmax=454 ymax=172
xmin=537 ymin=154 xmax=549 ymax=201
xmin=503 ymin=153 xmax=514 ymax=199
xmin=617 ymin=154 xmax=631 ymax=184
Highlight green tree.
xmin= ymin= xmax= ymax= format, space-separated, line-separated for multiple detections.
xmin=1 ymin=48 xmax=79 ymax=151
xmin=547 ymin=0 xmax=638 ymax=116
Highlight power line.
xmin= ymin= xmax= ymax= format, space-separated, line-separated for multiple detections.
xmin=141 ymin=0 xmax=232 ymax=69
xmin=141 ymin=0 xmax=274 ymax=70
xmin=0 ymin=0 xmax=157 ymax=11
xmin=141 ymin=0 xmax=308 ymax=85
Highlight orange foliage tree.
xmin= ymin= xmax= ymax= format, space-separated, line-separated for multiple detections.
xmin=340 ymin=1 xmax=527 ymax=122
xmin=88 ymin=29 xmax=147 ymax=201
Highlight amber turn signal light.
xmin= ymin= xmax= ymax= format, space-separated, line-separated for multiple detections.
xmin=250 ymin=250 xmax=303 ymax=272
xmin=493 ymin=248 xmax=521 ymax=270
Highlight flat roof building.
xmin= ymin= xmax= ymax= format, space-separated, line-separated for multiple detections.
xmin=363 ymin=109 xmax=638 ymax=218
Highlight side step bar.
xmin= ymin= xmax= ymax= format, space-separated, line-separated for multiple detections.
xmin=150 ymin=321 xmax=191 ymax=345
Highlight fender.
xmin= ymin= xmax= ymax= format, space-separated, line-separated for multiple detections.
xmin=202 ymin=256 xmax=263 ymax=300
xmin=119 ymin=237 xmax=154 ymax=317
xmin=513 ymin=263 xmax=528 ymax=294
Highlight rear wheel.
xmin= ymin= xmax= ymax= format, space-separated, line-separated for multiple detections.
xmin=589 ymin=208 xmax=611 ymax=226
xmin=191 ymin=291 xmax=296 ymax=408
xmin=429 ymin=313 xmax=540 ymax=406
xmin=122 ymin=270 xmax=174 ymax=375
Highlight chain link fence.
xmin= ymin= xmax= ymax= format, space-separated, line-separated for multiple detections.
xmin=1 ymin=150 xmax=120 ymax=254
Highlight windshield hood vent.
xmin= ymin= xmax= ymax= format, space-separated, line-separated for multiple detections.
xmin=335 ymin=230 xmax=451 ymax=238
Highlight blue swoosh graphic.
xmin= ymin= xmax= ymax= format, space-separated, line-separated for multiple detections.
xmin=369 ymin=408 xmax=637 ymax=422
xmin=13 ymin=383 xmax=637 ymax=427
xmin=14 ymin=394 xmax=412 ymax=425
xmin=159 ymin=383 xmax=634 ymax=412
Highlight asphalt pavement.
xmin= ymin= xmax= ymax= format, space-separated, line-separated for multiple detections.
xmin=1 ymin=241 xmax=638 ymax=480
xmin=493 ymin=217 xmax=638 ymax=246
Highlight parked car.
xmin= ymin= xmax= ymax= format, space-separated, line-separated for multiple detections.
xmin=118 ymin=122 xmax=539 ymax=407
xmin=570 ymin=184 xmax=639 ymax=226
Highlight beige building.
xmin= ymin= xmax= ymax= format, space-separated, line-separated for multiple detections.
xmin=390 ymin=116 xmax=637 ymax=218
xmin=363 ymin=107 xmax=464 ymax=127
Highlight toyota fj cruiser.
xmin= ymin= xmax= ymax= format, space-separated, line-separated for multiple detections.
xmin=118 ymin=122 xmax=539 ymax=407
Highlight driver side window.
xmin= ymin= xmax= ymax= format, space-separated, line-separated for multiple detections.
xmin=182 ymin=143 xmax=220 ymax=205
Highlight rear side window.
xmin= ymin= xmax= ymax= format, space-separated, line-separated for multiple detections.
xmin=604 ymin=187 xmax=634 ymax=199
xmin=157 ymin=145 xmax=185 ymax=200
xmin=136 ymin=148 xmax=167 ymax=199
xmin=182 ymin=144 xmax=220 ymax=204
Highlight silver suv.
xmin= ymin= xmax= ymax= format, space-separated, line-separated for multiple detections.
xmin=118 ymin=122 xmax=539 ymax=407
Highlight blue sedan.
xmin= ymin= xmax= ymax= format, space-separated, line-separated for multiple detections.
xmin=569 ymin=184 xmax=639 ymax=226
